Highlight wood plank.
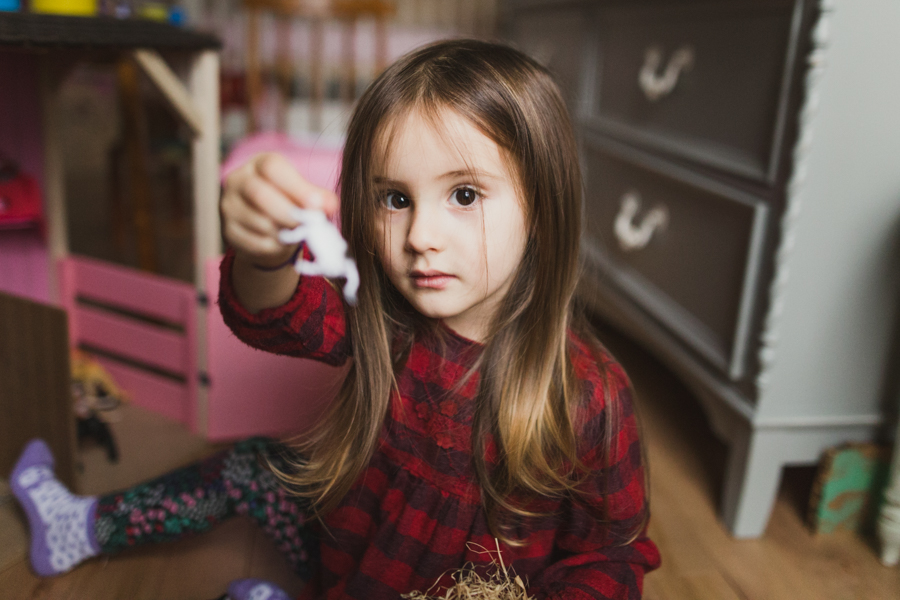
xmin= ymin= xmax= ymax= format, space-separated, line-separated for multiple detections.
xmin=65 ymin=255 xmax=195 ymax=325
xmin=133 ymin=49 xmax=204 ymax=136
xmin=0 ymin=480 xmax=29 ymax=574
xmin=645 ymin=568 xmax=743 ymax=600
xmin=0 ymin=292 xmax=76 ymax=490
xmin=94 ymin=358 xmax=189 ymax=425
xmin=247 ymin=525 xmax=306 ymax=597
xmin=153 ymin=518 xmax=253 ymax=599
xmin=77 ymin=305 xmax=190 ymax=376
xmin=0 ymin=561 xmax=41 ymax=600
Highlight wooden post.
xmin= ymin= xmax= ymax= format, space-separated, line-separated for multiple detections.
xmin=276 ymin=17 xmax=293 ymax=132
xmin=246 ymin=7 xmax=262 ymax=132
xmin=375 ymin=15 xmax=387 ymax=74
xmin=133 ymin=49 xmax=205 ymax=136
xmin=878 ymin=411 xmax=900 ymax=565
xmin=310 ymin=17 xmax=324 ymax=133
xmin=38 ymin=56 xmax=69 ymax=304
xmin=117 ymin=56 xmax=158 ymax=273
xmin=342 ymin=17 xmax=356 ymax=103
xmin=188 ymin=49 xmax=220 ymax=436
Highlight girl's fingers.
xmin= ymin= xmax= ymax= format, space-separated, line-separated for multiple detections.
xmin=221 ymin=184 xmax=278 ymax=239
xmin=240 ymin=176 xmax=303 ymax=230
xmin=224 ymin=220 xmax=286 ymax=259
xmin=233 ymin=200 xmax=279 ymax=238
xmin=254 ymin=153 xmax=340 ymax=217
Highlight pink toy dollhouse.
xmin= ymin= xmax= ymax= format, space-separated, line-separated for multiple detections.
xmin=0 ymin=13 xmax=344 ymax=441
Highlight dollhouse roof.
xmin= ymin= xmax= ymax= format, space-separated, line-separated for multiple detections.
xmin=0 ymin=12 xmax=219 ymax=51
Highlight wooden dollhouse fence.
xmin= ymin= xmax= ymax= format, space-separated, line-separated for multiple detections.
xmin=58 ymin=255 xmax=198 ymax=429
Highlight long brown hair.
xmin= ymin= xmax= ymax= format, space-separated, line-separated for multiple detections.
xmin=282 ymin=39 xmax=623 ymax=543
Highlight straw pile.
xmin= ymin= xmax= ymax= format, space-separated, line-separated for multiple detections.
xmin=402 ymin=541 xmax=534 ymax=600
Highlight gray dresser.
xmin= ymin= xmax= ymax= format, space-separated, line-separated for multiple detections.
xmin=503 ymin=0 xmax=900 ymax=537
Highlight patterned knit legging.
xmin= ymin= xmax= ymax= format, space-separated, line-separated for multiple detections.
xmin=93 ymin=437 xmax=318 ymax=580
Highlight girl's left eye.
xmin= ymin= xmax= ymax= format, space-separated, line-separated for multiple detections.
xmin=384 ymin=191 xmax=411 ymax=210
xmin=451 ymin=187 xmax=479 ymax=207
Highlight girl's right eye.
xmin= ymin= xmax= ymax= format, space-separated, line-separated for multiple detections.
xmin=384 ymin=191 xmax=411 ymax=210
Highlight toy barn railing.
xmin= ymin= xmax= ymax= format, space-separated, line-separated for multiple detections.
xmin=59 ymin=255 xmax=199 ymax=428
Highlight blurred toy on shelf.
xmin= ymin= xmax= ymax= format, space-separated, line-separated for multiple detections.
xmin=31 ymin=0 xmax=98 ymax=16
xmin=98 ymin=0 xmax=132 ymax=18
xmin=136 ymin=1 xmax=166 ymax=21
xmin=0 ymin=155 xmax=43 ymax=232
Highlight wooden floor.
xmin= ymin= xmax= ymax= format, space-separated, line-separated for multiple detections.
xmin=1 ymin=326 xmax=899 ymax=599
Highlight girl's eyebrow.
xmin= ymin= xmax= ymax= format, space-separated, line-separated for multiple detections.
xmin=438 ymin=168 xmax=499 ymax=181
xmin=373 ymin=170 xmax=499 ymax=187
xmin=372 ymin=176 xmax=405 ymax=188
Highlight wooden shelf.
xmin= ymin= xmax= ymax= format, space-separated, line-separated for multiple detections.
xmin=0 ymin=12 xmax=219 ymax=51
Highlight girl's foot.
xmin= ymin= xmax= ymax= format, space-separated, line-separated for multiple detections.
xmin=226 ymin=578 xmax=291 ymax=600
xmin=10 ymin=439 xmax=100 ymax=576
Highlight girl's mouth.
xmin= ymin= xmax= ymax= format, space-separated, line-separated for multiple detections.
xmin=409 ymin=270 xmax=455 ymax=289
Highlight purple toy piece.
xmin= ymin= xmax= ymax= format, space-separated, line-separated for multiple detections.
xmin=227 ymin=578 xmax=292 ymax=600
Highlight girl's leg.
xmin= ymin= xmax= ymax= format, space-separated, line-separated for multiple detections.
xmin=94 ymin=437 xmax=318 ymax=579
xmin=12 ymin=437 xmax=318 ymax=579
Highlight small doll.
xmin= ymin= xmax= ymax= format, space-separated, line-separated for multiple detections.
xmin=71 ymin=351 xmax=128 ymax=463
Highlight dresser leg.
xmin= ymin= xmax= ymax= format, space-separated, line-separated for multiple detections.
xmin=879 ymin=503 xmax=900 ymax=566
xmin=878 ymin=437 xmax=900 ymax=566
xmin=721 ymin=425 xmax=784 ymax=538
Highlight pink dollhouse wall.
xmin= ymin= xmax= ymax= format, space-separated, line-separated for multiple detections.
xmin=204 ymin=258 xmax=344 ymax=440
xmin=0 ymin=52 xmax=50 ymax=304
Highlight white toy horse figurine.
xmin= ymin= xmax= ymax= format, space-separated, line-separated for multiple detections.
xmin=278 ymin=208 xmax=359 ymax=305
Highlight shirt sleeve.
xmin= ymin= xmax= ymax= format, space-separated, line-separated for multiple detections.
xmin=530 ymin=343 xmax=661 ymax=600
xmin=217 ymin=248 xmax=352 ymax=366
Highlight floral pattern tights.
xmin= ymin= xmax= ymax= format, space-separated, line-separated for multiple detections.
xmin=93 ymin=437 xmax=317 ymax=579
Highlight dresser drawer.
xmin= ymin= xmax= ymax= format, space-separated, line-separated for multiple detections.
xmin=506 ymin=5 xmax=589 ymax=113
xmin=588 ymin=0 xmax=802 ymax=183
xmin=581 ymin=141 xmax=768 ymax=380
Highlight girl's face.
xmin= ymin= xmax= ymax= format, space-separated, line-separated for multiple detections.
xmin=374 ymin=108 xmax=528 ymax=343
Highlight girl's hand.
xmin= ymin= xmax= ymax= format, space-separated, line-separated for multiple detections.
xmin=221 ymin=152 xmax=340 ymax=269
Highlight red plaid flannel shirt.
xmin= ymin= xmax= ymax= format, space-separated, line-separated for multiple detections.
xmin=219 ymin=251 xmax=660 ymax=599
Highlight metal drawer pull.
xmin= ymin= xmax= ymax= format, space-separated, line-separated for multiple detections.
xmin=614 ymin=191 xmax=668 ymax=252
xmin=639 ymin=45 xmax=695 ymax=102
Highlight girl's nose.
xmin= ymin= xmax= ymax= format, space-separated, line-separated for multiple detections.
xmin=405 ymin=204 xmax=444 ymax=254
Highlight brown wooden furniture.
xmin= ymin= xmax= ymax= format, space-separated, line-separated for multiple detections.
xmin=503 ymin=0 xmax=900 ymax=538
xmin=0 ymin=291 xmax=77 ymax=491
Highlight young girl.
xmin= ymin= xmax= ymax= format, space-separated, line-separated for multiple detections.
xmin=11 ymin=39 xmax=660 ymax=599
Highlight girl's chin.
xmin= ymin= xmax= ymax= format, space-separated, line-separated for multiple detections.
xmin=406 ymin=300 xmax=465 ymax=322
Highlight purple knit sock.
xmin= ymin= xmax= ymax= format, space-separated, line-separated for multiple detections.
xmin=226 ymin=578 xmax=291 ymax=600
xmin=10 ymin=439 xmax=100 ymax=576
